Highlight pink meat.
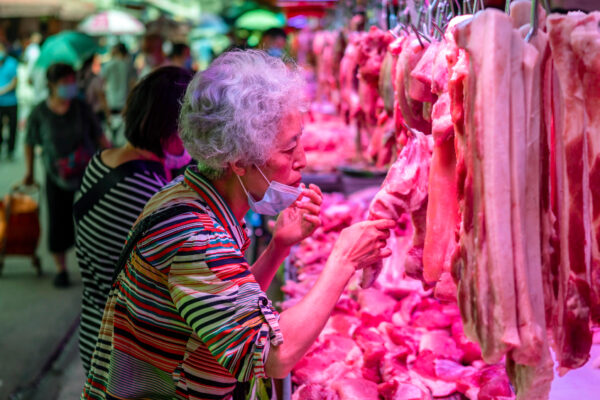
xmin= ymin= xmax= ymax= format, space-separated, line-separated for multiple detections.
xmin=356 ymin=27 xmax=393 ymax=127
xmin=410 ymin=41 xmax=440 ymax=101
xmin=569 ymin=11 xmax=600 ymax=324
xmin=331 ymin=378 xmax=379 ymax=400
xmin=507 ymin=27 xmax=547 ymax=368
xmin=547 ymin=12 xmax=593 ymax=372
xmin=455 ymin=9 xmax=520 ymax=363
xmin=339 ymin=32 xmax=365 ymax=123
xmin=505 ymin=19 xmax=554 ymax=400
xmin=395 ymin=36 xmax=432 ymax=134
xmin=362 ymin=132 xmax=431 ymax=288
xmin=431 ymin=43 xmax=450 ymax=95
xmin=378 ymin=379 xmax=429 ymax=400
xmin=292 ymin=384 xmax=339 ymax=400
xmin=423 ymin=128 xmax=459 ymax=283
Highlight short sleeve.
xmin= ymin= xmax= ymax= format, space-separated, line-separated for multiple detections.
xmin=168 ymin=226 xmax=283 ymax=382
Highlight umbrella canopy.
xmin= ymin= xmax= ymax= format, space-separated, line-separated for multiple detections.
xmin=190 ymin=14 xmax=229 ymax=38
xmin=146 ymin=16 xmax=190 ymax=42
xmin=78 ymin=10 xmax=145 ymax=36
xmin=35 ymin=31 xmax=99 ymax=69
xmin=234 ymin=9 xmax=286 ymax=31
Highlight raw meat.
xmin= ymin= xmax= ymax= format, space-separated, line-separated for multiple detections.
xmin=569 ymin=11 xmax=600 ymax=324
xmin=339 ymin=32 xmax=364 ymax=124
xmin=395 ymin=35 xmax=432 ymax=134
xmin=356 ymin=26 xmax=394 ymax=126
xmin=547 ymin=12 xmax=593 ymax=372
xmin=423 ymin=130 xmax=458 ymax=284
xmin=505 ymin=11 xmax=554 ymax=400
xmin=286 ymin=193 xmax=512 ymax=400
xmin=331 ymin=378 xmax=379 ymax=400
xmin=379 ymin=50 xmax=397 ymax=116
xmin=455 ymin=9 xmax=520 ymax=363
xmin=362 ymin=131 xmax=432 ymax=288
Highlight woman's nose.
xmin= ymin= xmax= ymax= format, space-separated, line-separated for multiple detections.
xmin=294 ymin=143 xmax=307 ymax=170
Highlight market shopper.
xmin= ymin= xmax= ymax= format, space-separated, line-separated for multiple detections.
xmin=168 ymin=42 xmax=193 ymax=71
xmin=23 ymin=63 xmax=109 ymax=287
xmin=0 ymin=40 xmax=19 ymax=160
xmin=101 ymin=43 xmax=136 ymax=140
xmin=81 ymin=50 xmax=394 ymax=400
xmin=73 ymin=66 xmax=193 ymax=372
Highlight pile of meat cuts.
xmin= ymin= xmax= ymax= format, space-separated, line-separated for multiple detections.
xmin=283 ymin=190 xmax=514 ymax=400
xmin=302 ymin=113 xmax=356 ymax=173
xmin=290 ymin=3 xmax=600 ymax=399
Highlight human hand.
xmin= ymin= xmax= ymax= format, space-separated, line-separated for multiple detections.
xmin=329 ymin=219 xmax=396 ymax=274
xmin=272 ymin=183 xmax=323 ymax=249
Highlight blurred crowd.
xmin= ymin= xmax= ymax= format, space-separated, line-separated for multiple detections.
xmin=0 ymin=26 xmax=293 ymax=288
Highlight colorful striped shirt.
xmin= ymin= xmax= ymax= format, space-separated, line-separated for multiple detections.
xmin=81 ymin=166 xmax=283 ymax=400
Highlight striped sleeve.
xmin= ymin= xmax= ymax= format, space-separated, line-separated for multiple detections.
xmin=167 ymin=224 xmax=283 ymax=382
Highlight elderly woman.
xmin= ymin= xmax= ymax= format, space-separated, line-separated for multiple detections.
xmin=82 ymin=50 xmax=394 ymax=400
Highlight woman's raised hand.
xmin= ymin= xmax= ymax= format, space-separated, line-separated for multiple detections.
xmin=329 ymin=219 xmax=396 ymax=274
xmin=272 ymin=183 xmax=323 ymax=248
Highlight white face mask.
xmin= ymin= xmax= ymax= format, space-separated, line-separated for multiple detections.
xmin=236 ymin=165 xmax=302 ymax=216
xmin=164 ymin=148 xmax=192 ymax=170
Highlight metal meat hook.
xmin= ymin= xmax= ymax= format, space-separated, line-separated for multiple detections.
xmin=525 ymin=0 xmax=539 ymax=42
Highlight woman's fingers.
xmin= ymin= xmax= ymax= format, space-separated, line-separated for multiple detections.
xmin=380 ymin=247 xmax=392 ymax=258
xmin=302 ymin=213 xmax=321 ymax=227
xmin=308 ymin=183 xmax=323 ymax=201
xmin=372 ymin=219 xmax=396 ymax=230
xmin=302 ymin=186 xmax=323 ymax=205
xmin=296 ymin=201 xmax=320 ymax=215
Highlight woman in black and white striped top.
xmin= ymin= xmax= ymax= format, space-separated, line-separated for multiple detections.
xmin=73 ymin=66 xmax=193 ymax=372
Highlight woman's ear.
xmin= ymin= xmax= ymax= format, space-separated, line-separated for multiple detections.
xmin=229 ymin=160 xmax=247 ymax=177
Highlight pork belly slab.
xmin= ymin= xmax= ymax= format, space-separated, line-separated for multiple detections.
xmin=455 ymin=9 xmax=520 ymax=363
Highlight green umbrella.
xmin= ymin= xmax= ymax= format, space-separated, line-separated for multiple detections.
xmin=35 ymin=31 xmax=99 ymax=69
xmin=190 ymin=14 xmax=229 ymax=39
xmin=234 ymin=9 xmax=286 ymax=31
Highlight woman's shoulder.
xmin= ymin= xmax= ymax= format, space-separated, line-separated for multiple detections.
xmin=81 ymin=152 xmax=166 ymax=193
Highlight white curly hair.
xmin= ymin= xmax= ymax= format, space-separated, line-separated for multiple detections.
xmin=179 ymin=50 xmax=307 ymax=179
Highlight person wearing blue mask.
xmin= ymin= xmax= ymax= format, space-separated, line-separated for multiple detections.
xmin=23 ymin=63 xmax=109 ymax=288
xmin=261 ymin=27 xmax=288 ymax=58
xmin=0 ymin=40 xmax=19 ymax=160
xmin=82 ymin=50 xmax=395 ymax=400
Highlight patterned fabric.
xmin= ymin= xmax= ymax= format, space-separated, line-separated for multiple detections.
xmin=81 ymin=166 xmax=283 ymax=400
xmin=75 ymin=154 xmax=168 ymax=372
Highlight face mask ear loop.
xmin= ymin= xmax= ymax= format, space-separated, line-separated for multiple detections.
xmin=236 ymin=174 xmax=252 ymax=198
xmin=255 ymin=165 xmax=271 ymax=185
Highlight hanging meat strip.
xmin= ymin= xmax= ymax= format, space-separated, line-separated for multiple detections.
xmin=569 ymin=11 xmax=600 ymax=324
xmin=547 ymin=12 xmax=593 ymax=373
xmin=422 ymin=38 xmax=459 ymax=286
xmin=455 ymin=9 xmax=521 ymax=363
xmin=505 ymin=4 xmax=554 ymax=398
xmin=362 ymin=131 xmax=432 ymax=288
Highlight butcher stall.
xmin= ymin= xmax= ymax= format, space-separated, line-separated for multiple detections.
xmin=278 ymin=0 xmax=600 ymax=399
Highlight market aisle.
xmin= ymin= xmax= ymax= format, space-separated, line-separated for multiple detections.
xmin=0 ymin=131 xmax=83 ymax=399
